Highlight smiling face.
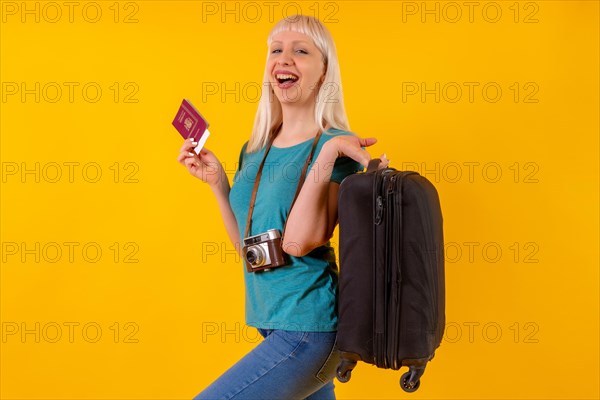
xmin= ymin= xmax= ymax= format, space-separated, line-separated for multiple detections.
xmin=267 ymin=30 xmax=326 ymax=107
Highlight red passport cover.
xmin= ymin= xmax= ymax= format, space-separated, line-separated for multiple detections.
xmin=172 ymin=99 xmax=209 ymax=143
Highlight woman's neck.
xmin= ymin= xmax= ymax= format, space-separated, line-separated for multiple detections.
xmin=277 ymin=104 xmax=321 ymax=142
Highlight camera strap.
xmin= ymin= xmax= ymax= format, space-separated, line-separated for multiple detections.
xmin=244 ymin=125 xmax=323 ymax=241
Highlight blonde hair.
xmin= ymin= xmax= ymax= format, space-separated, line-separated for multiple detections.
xmin=246 ymin=14 xmax=350 ymax=153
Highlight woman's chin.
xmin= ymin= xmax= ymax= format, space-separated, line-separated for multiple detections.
xmin=272 ymin=84 xmax=304 ymax=102
xmin=274 ymin=93 xmax=308 ymax=106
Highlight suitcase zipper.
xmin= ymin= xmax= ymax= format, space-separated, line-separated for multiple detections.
xmin=414 ymin=180 xmax=438 ymax=335
xmin=373 ymin=168 xmax=388 ymax=368
xmin=386 ymin=175 xmax=398 ymax=369
xmin=383 ymin=197 xmax=390 ymax=369
xmin=391 ymin=173 xmax=403 ymax=370
xmin=383 ymin=175 xmax=397 ymax=369
xmin=381 ymin=173 xmax=393 ymax=369
xmin=375 ymin=196 xmax=384 ymax=225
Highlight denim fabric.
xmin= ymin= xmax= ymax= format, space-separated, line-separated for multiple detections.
xmin=193 ymin=328 xmax=340 ymax=400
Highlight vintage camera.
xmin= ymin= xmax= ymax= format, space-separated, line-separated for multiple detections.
xmin=242 ymin=229 xmax=288 ymax=272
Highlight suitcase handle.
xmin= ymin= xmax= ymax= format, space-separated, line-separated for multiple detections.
xmin=366 ymin=158 xmax=381 ymax=173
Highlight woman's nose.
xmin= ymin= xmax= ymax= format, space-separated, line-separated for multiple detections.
xmin=277 ymin=50 xmax=294 ymax=66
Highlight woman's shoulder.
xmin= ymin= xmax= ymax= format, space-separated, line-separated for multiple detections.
xmin=323 ymin=127 xmax=356 ymax=139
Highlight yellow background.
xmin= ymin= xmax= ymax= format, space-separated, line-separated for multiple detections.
xmin=1 ymin=1 xmax=598 ymax=399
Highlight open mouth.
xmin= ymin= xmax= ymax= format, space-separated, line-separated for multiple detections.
xmin=275 ymin=73 xmax=299 ymax=87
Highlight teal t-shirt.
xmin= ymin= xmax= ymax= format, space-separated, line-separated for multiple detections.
xmin=229 ymin=127 xmax=363 ymax=332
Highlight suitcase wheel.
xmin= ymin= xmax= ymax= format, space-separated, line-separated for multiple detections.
xmin=336 ymin=360 xmax=356 ymax=383
xmin=400 ymin=366 xmax=425 ymax=393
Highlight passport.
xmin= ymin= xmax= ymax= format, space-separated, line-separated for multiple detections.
xmin=172 ymin=99 xmax=211 ymax=154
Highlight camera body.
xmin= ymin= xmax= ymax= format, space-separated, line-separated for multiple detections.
xmin=242 ymin=229 xmax=288 ymax=272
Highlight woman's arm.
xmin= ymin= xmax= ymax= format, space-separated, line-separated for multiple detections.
xmin=210 ymin=178 xmax=242 ymax=256
xmin=178 ymin=139 xmax=241 ymax=255
xmin=282 ymin=136 xmax=384 ymax=257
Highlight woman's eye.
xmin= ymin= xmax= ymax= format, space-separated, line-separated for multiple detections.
xmin=270 ymin=49 xmax=307 ymax=54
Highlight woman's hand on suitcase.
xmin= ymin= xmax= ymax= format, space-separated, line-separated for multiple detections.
xmin=323 ymin=135 xmax=389 ymax=169
xmin=177 ymin=138 xmax=227 ymax=189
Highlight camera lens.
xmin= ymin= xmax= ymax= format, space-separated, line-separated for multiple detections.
xmin=246 ymin=250 xmax=257 ymax=264
xmin=245 ymin=247 xmax=264 ymax=267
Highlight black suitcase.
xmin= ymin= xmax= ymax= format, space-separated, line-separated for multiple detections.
xmin=335 ymin=159 xmax=445 ymax=392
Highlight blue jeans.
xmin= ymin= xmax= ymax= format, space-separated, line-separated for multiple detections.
xmin=193 ymin=328 xmax=340 ymax=400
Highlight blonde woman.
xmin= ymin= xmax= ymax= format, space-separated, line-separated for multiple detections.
xmin=179 ymin=14 xmax=388 ymax=399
